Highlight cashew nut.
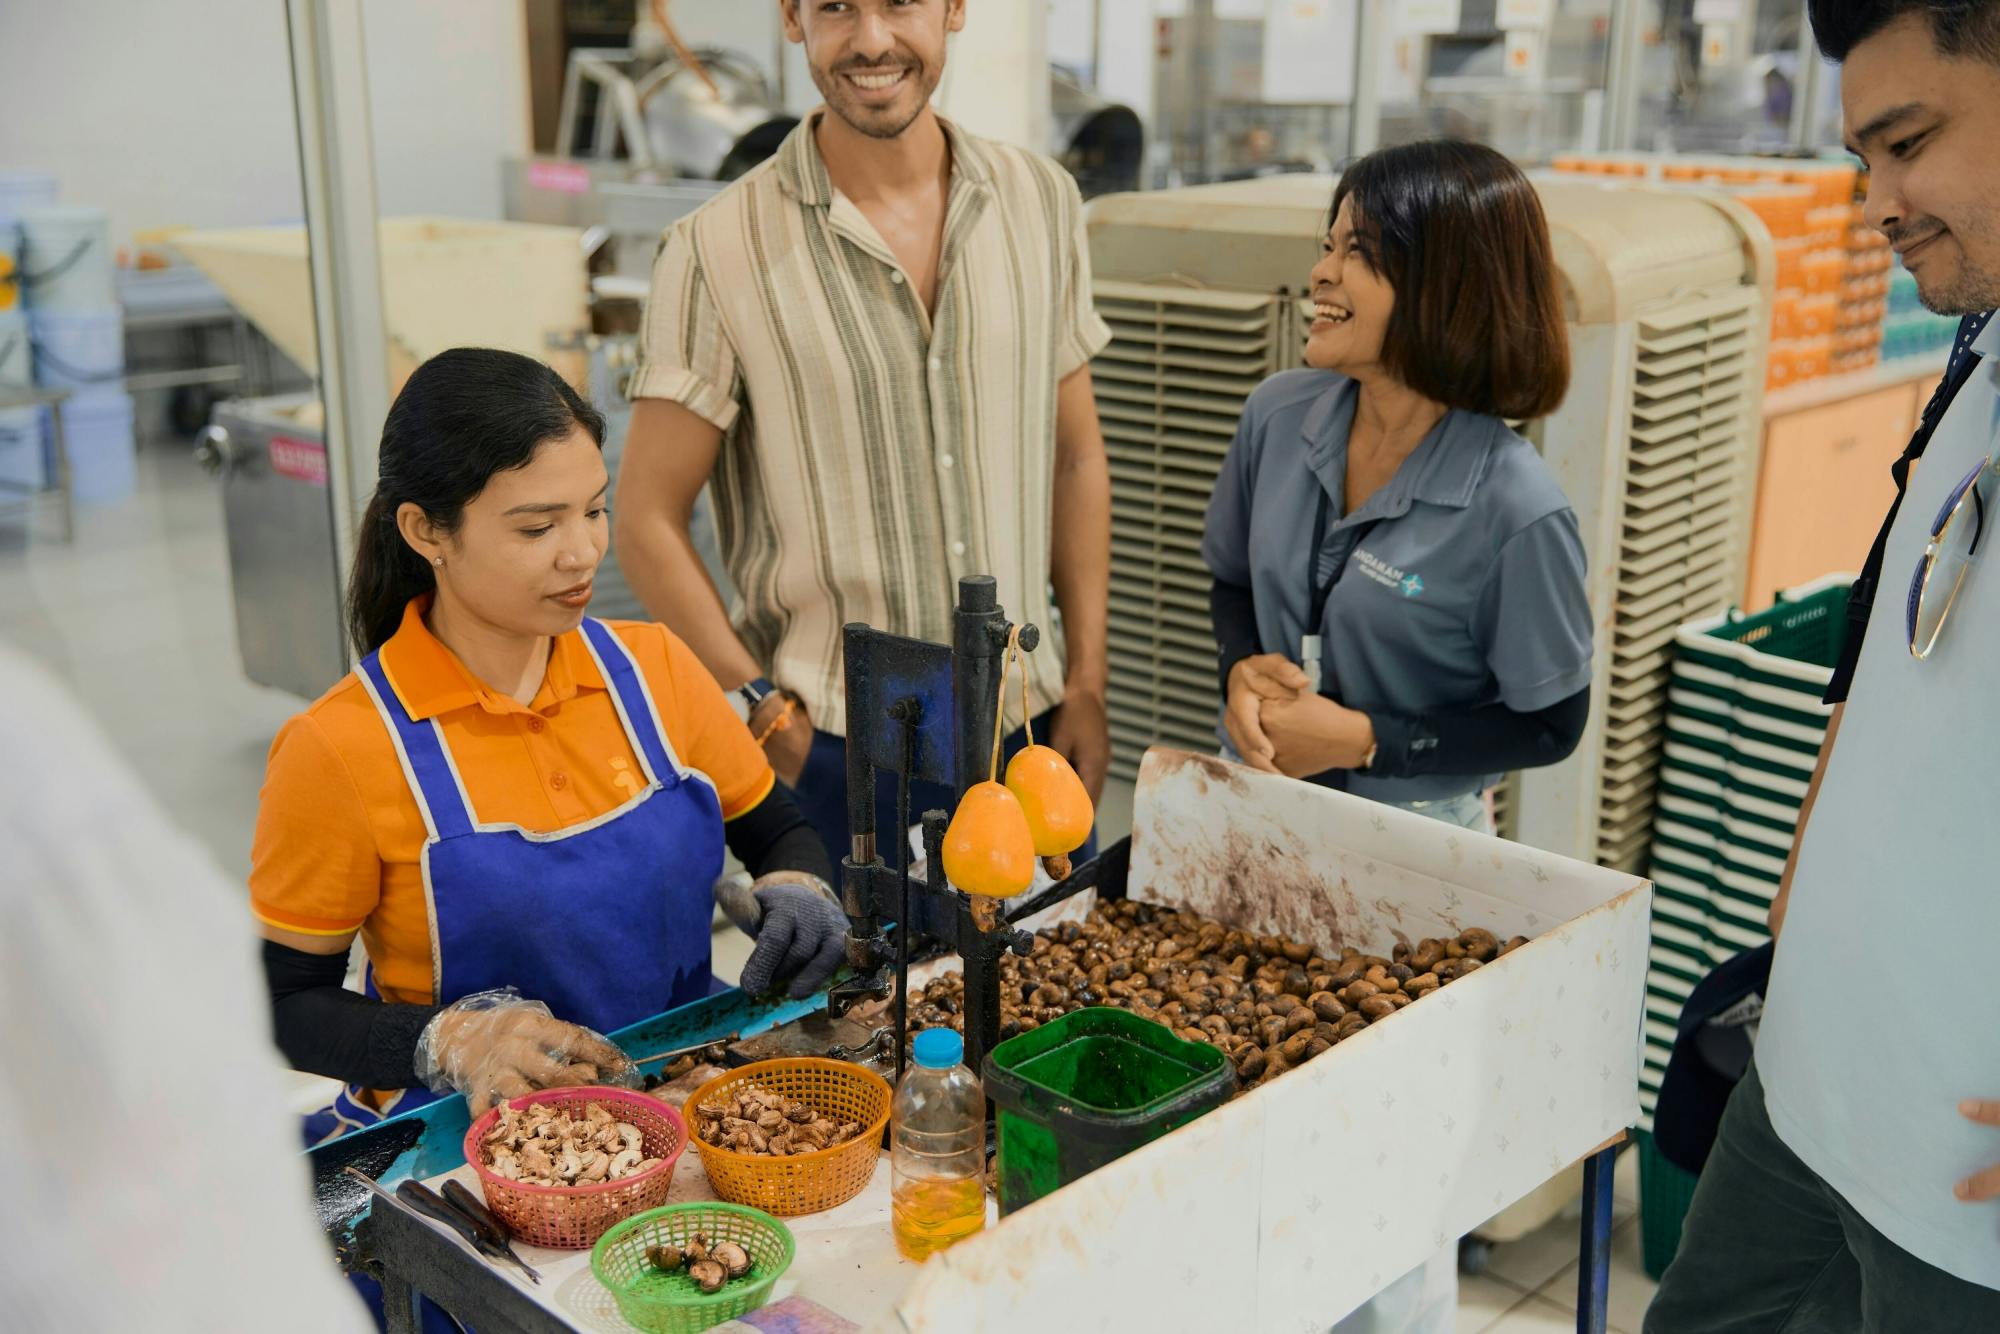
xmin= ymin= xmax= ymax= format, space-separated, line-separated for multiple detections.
xmin=558 ymin=1146 xmax=582 ymax=1180
xmin=616 ymin=1122 xmax=643 ymax=1153
xmin=608 ymin=1148 xmax=643 ymax=1178
xmin=578 ymin=1150 xmax=611 ymax=1183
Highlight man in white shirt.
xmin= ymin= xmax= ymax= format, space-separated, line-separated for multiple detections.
xmin=0 ymin=647 xmax=367 ymax=1331
xmin=1646 ymin=3 xmax=2000 ymax=1328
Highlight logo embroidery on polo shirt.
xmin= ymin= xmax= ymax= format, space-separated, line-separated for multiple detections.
xmin=1353 ymin=548 xmax=1426 ymax=598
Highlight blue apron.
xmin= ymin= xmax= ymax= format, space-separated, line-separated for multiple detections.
xmin=304 ymin=617 xmax=724 ymax=1143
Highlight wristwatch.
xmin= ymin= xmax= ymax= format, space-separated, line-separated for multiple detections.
xmin=729 ymin=676 xmax=775 ymax=724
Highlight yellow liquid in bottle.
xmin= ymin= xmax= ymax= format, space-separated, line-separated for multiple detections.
xmin=891 ymin=1176 xmax=987 ymax=1261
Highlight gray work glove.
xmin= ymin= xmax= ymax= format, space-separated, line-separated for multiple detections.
xmin=718 ymin=873 xmax=850 ymax=1000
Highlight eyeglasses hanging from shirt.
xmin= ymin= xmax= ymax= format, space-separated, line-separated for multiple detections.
xmin=1826 ymin=309 xmax=1994 ymax=702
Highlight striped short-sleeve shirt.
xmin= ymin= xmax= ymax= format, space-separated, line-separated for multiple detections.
xmin=630 ymin=112 xmax=1112 ymax=737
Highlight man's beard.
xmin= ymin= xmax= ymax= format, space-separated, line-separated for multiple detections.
xmin=1919 ymin=266 xmax=2000 ymax=317
xmin=815 ymin=60 xmax=932 ymax=140
xmin=1892 ymin=220 xmax=2000 ymax=316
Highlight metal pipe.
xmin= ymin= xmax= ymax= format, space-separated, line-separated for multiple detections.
xmin=283 ymin=0 xmax=391 ymax=672
xmin=952 ymin=576 xmax=1002 ymax=798
xmin=1349 ymin=0 xmax=1383 ymax=159
xmin=892 ymin=701 xmax=918 ymax=1084
xmin=1188 ymin=0 xmax=1216 ymax=184
xmin=1603 ymin=0 xmax=1648 ymax=151
xmin=1789 ymin=0 xmax=1828 ymax=150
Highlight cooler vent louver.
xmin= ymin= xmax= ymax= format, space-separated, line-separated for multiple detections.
xmin=1596 ymin=290 xmax=1761 ymax=871
xmin=1095 ymin=281 xmax=1298 ymax=770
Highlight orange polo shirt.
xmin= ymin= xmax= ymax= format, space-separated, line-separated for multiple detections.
xmin=250 ymin=600 xmax=773 ymax=1006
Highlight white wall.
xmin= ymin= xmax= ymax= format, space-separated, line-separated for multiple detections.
xmin=0 ymin=0 xmax=530 ymax=248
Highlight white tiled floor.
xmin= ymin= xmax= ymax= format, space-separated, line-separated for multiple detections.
xmin=1 ymin=449 xmax=1665 ymax=1331
xmin=1461 ymin=1151 xmax=1657 ymax=1334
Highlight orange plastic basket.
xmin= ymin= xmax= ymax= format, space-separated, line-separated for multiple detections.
xmin=463 ymin=1086 xmax=687 ymax=1249
xmin=685 ymin=1059 xmax=891 ymax=1217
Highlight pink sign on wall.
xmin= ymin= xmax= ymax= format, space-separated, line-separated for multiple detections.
xmin=269 ymin=434 xmax=328 ymax=487
xmin=527 ymin=160 xmax=592 ymax=195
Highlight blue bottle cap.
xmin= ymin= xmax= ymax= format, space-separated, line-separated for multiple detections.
xmin=911 ymin=1027 xmax=964 ymax=1070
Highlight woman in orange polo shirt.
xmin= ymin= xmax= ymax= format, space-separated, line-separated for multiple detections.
xmin=253 ymin=349 xmax=845 ymax=1140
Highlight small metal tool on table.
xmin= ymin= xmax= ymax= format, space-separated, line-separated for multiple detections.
xmin=343 ymin=1166 xmax=542 ymax=1285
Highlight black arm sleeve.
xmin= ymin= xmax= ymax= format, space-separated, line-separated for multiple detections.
xmin=262 ymin=940 xmax=440 ymax=1089
xmin=1365 ymin=687 xmax=1590 ymax=780
xmin=1210 ymin=577 xmax=1263 ymax=698
xmin=725 ymin=784 xmax=835 ymax=882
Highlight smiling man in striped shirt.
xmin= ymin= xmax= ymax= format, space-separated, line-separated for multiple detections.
xmin=615 ymin=0 xmax=1113 ymax=865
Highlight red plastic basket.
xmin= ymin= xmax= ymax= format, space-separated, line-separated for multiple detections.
xmin=462 ymin=1086 xmax=688 ymax=1249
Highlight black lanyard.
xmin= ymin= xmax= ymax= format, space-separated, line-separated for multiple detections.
xmin=1825 ymin=310 xmax=1992 ymax=703
xmin=1306 ymin=488 xmax=1382 ymax=612
xmin=1302 ymin=486 xmax=1381 ymax=688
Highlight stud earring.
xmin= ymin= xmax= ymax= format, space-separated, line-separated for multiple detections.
xmin=432 ymin=557 xmax=444 ymax=567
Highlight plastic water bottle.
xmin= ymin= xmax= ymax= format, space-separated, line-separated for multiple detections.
xmin=891 ymin=1028 xmax=987 ymax=1261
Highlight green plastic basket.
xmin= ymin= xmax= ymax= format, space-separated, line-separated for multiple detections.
xmin=590 ymin=1202 xmax=795 ymax=1334
xmin=983 ymin=1007 xmax=1234 ymax=1217
xmin=1710 ymin=580 xmax=1849 ymax=665
xmin=1636 ymin=1130 xmax=1702 ymax=1280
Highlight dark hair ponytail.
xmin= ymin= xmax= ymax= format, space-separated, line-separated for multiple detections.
xmin=346 ymin=347 xmax=606 ymax=654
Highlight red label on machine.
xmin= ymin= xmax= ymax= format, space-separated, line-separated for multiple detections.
xmin=269 ymin=434 xmax=327 ymax=486
xmin=528 ymin=160 xmax=592 ymax=195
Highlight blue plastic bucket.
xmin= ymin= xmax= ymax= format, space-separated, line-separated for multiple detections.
xmin=0 ymin=172 xmax=58 ymax=231
xmin=0 ymin=404 xmax=40 ymax=491
xmin=0 ymin=308 xmax=28 ymax=390
xmin=21 ymin=206 xmax=115 ymax=310
xmin=53 ymin=389 xmax=135 ymax=504
xmin=0 ymin=224 xmax=19 ymax=314
xmin=31 ymin=305 xmax=123 ymax=390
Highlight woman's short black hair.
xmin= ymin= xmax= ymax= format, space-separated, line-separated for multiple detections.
xmin=1809 ymin=0 xmax=2000 ymax=63
xmin=1330 ymin=139 xmax=1569 ymax=421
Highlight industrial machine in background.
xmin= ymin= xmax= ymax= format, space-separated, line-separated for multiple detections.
xmin=557 ymin=45 xmax=797 ymax=182
xmin=1050 ymin=66 xmax=1145 ymax=199
xmin=1082 ymin=173 xmax=1773 ymax=878
xmin=175 ymin=219 xmax=595 ymax=699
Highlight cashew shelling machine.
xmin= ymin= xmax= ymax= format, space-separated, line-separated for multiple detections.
xmin=305 ymin=578 xmax=1650 ymax=1332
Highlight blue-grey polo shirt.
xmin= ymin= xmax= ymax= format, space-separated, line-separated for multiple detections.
xmin=1202 ymin=368 xmax=1595 ymax=802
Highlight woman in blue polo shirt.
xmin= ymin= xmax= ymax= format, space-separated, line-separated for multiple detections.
xmin=1203 ymin=139 xmax=1593 ymax=839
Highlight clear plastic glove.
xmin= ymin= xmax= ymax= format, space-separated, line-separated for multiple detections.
xmin=717 ymin=873 xmax=850 ymax=999
xmin=414 ymin=989 xmax=635 ymax=1117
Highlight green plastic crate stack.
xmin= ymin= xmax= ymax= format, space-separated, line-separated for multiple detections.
xmin=1639 ymin=574 xmax=1850 ymax=1131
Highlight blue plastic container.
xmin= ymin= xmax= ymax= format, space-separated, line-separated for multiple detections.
xmin=30 ymin=305 xmax=123 ymax=390
xmin=0 ymin=172 xmax=57 ymax=232
xmin=0 ymin=307 xmax=28 ymax=389
xmin=0 ymin=404 xmax=41 ymax=491
xmin=53 ymin=389 xmax=135 ymax=504
xmin=0 ymin=225 xmax=20 ymax=316
xmin=20 ymin=206 xmax=114 ymax=310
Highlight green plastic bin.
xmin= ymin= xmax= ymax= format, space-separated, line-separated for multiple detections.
xmin=982 ymin=1007 xmax=1234 ymax=1217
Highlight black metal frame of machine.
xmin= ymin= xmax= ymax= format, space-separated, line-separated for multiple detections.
xmin=828 ymin=575 xmax=1120 ymax=1082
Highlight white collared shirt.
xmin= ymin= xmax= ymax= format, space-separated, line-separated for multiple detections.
xmin=1758 ymin=315 xmax=2000 ymax=1290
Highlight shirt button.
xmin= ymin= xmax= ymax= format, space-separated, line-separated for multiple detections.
xmin=929 ymin=357 xmax=942 ymax=372
xmin=940 ymin=454 xmax=955 ymax=470
xmin=891 ymin=272 xmax=906 ymax=285
xmin=951 ymin=541 xmax=967 ymax=557
xmin=527 ymin=717 xmax=546 ymax=733
xmin=550 ymin=771 xmax=569 ymax=791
